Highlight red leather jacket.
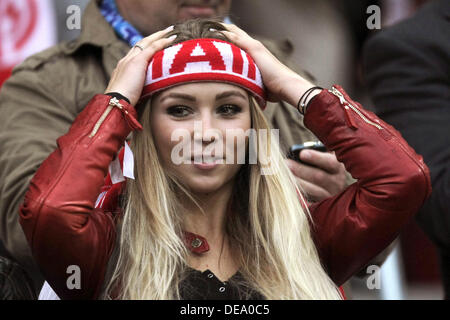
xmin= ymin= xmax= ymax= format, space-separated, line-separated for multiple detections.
xmin=19 ymin=85 xmax=431 ymax=299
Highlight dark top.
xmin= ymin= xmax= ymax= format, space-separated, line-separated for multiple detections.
xmin=180 ymin=268 xmax=264 ymax=300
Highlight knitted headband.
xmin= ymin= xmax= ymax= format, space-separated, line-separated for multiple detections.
xmin=142 ymin=38 xmax=267 ymax=109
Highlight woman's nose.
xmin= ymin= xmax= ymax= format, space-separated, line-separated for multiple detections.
xmin=193 ymin=114 xmax=220 ymax=145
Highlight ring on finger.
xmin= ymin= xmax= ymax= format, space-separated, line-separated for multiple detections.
xmin=134 ymin=44 xmax=144 ymax=51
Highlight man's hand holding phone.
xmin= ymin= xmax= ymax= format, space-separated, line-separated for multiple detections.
xmin=286 ymin=142 xmax=348 ymax=202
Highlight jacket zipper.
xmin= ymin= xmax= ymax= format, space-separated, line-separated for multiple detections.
xmin=328 ymin=86 xmax=431 ymax=198
xmin=89 ymin=97 xmax=123 ymax=138
xmin=329 ymin=86 xmax=383 ymax=130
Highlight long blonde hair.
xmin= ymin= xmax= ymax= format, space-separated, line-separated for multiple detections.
xmin=103 ymin=91 xmax=341 ymax=299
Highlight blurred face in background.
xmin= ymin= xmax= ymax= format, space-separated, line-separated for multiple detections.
xmin=116 ymin=0 xmax=232 ymax=35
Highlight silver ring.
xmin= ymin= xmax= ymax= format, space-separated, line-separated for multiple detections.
xmin=134 ymin=44 xmax=144 ymax=51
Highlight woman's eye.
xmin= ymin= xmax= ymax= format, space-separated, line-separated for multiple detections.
xmin=167 ymin=106 xmax=192 ymax=117
xmin=218 ymin=104 xmax=241 ymax=116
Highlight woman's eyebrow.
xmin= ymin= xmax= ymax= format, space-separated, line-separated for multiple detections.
xmin=159 ymin=93 xmax=196 ymax=103
xmin=216 ymin=91 xmax=247 ymax=100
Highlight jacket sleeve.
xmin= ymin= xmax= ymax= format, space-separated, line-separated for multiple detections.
xmin=18 ymin=94 xmax=141 ymax=299
xmin=363 ymin=31 xmax=450 ymax=251
xmin=304 ymin=85 xmax=432 ymax=286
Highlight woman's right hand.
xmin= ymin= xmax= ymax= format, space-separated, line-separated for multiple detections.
xmin=221 ymin=23 xmax=318 ymax=107
xmin=104 ymin=26 xmax=177 ymax=106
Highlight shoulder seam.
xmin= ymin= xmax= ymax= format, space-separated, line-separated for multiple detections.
xmin=12 ymin=43 xmax=70 ymax=73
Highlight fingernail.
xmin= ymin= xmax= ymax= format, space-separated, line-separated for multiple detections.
xmin=300 ymin=150 xmax=311 ymax=160
xmin=166 ymin=25 xmax=174 ymax=31
xmin=286 ymin=160 xmax=293 ymax=170
xmin=209 ymin=28 xmax=217 ymax=32
xmin=167 ymin=35 xmax=177 ymax=41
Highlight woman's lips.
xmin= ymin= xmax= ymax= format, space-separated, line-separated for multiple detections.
xmin=190 ymin=157 xmax=223 ymax=170
xmin=193 ymin=162 xmax=219 ymax=170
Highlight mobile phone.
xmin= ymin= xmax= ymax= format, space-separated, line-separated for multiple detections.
xmin=287 ymin=141 xmax=327 ymax=163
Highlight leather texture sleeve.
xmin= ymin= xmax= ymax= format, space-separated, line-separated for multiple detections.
xmin=18 ymin=94 xmax=141 ymax=300
xmin=304 ymin=85 xmax=432 ymax=286
xmin=362 ymin=27 xmax=450 ymax=251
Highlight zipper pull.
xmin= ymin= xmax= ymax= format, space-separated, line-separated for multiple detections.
xmin=89 ymin=97 xmax=143 ymax=138
xmin=329 ymin=86 xmax=383 ymax=131
xmin=110 ymin=98 xmax=143 ymax=131
xmin=123 ymin=113 xmax=143 ymax=131
xmin=343 ymin=105 xmax=358 ymax=130
xmin=329 ymin=87 xmax=358 ymax=130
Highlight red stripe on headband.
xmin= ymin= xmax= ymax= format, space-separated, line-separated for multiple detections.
xmin=245 ymin=52 xmax=256 ymax=80
xmin=231 ymin=45 xmax=244 ymax=74
xmin=169 ymin=40 xmax=227 ymax=74
xmin=152 ymin=50 xmax=164 ymax=79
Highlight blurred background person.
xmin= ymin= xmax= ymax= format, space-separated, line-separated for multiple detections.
xmin=363 ymin=0 xmax=449 ymax=299
xmin=0 ymin=0 xmax=57 ymax=299
xmin=230 ymin=0 xmax=356 ymax=96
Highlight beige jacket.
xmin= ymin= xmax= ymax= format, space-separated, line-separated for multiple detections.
xmin=0 ymin=0 xmax=319 ymax=292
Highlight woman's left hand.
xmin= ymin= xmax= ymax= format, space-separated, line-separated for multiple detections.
xmin=221 ymin=24 xmax=318 ymax=106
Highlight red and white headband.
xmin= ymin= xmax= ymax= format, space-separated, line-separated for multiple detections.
xmin=141 ymin=38 xmax=266 ymax=109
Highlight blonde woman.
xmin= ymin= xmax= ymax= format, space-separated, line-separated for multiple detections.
xmin=19 ymin=20 xmax=431 ymax=300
